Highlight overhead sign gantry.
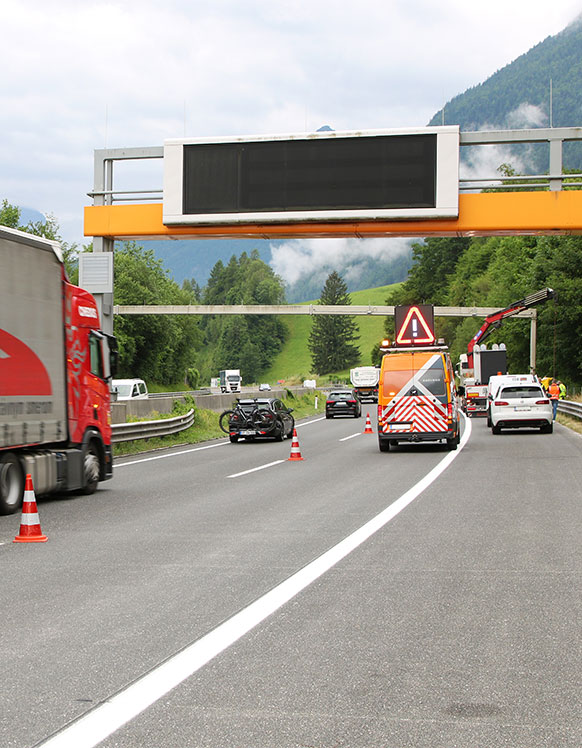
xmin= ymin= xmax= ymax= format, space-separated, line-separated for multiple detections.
xmin=163 ymin=127 xmax=459 ymax=226
xmin=85 ymin=125 xmax=582 ymax=241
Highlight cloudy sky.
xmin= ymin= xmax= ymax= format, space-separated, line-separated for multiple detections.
xmin=1 ymin=0 xmax=580 ymax=282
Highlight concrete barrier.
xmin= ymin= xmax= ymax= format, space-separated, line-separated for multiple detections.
xmin=111 ymin=388 xmax=299 ymax=423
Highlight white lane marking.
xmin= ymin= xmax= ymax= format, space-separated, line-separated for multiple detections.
xmin=39 ymin=415 xmax=471 ymax=748
xmin=339 ymin=433 xmax=361 ymax=442
xmin=296 ymin=416 xmax=325 ymax=427
xmin=115 ymin=441 xmax=229 ymax=467
xmin=227 ymin=460 xmax=285 ymax=478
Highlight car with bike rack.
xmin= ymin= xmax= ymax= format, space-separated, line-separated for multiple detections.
xmin=219 ymin=398 xmax=295 ymax=443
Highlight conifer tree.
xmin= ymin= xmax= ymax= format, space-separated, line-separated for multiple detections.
xmin=308 ymin=271 xmax=360 ymax=374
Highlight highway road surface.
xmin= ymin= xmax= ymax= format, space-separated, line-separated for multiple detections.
xmin=1 ymin=413 xmax=581 ymax=747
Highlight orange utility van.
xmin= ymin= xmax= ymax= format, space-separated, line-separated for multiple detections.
xmin=378 ymin=344 xmax=460 ymax=452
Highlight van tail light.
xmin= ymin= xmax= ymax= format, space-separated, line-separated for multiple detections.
xmin=447 ymin=403 xmax=453 ymax=418
xmin=494 ymin=400 xmax=509 ymax=406
xmin=536 ymin=399 xmax=550 ymax=405
xmin=377 ymin=404 xmax=383 ymax=421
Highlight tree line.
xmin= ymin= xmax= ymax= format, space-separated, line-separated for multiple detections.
xmin=382 ymin=234 xmax=582 ymax=388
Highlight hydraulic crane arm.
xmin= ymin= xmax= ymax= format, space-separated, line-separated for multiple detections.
xmin=467 ymin=287 xmax=554 ymax=365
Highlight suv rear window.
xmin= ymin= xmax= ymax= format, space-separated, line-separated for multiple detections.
xmin=500 ymin=386 xmax=544 ymax=399
xmin=328 ymin=392 xmax=354 ymax=400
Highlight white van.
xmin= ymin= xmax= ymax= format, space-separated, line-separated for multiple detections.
xmin=112 ymin=378 xmax=149 ymax=400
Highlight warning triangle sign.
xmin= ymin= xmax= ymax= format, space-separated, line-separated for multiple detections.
xmin=395 ymin=305 xmax=435 ymax=345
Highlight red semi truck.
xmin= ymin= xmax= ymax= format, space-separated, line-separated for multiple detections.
xmin=0 ymin=226 xmax=117 ymax=514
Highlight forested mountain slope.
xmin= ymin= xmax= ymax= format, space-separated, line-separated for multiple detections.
xmin=429 ymin=16 xmax=582 ymax=172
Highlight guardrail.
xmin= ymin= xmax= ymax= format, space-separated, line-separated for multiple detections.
xmin=111 ymin=408 xmax=195 ymax=443
xmin=557 ymin=400 xmax=582 ymax=420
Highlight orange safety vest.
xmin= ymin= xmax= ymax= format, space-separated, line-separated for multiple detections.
xmin=549 ymin=383 xmax=560 ymax=400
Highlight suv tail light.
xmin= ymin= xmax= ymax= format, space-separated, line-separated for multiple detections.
xmin=494 ymin=400 xmax=509 ymax=406
xmin=536 ymin=399 xmax=550 ymax=405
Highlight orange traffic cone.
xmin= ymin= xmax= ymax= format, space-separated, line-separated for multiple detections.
xmin=363 ymin=412 xmax=374 ymax=434
xmin=13 ymin=474 xmax=47 ymax=543
xmin=288 ymin=428 xmax=304 ymax=461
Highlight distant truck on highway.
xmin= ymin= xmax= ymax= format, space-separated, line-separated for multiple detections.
xmin=0 ymin=226 xmax=117 ymax=514
xmin=349 ymin=366 xmax=380 ymax=403
xmin=219 ymin=369 xmax=242 ymax=393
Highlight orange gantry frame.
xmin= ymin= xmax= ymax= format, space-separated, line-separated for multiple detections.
xmin=84 ymin=190 xmax=582 ymax=241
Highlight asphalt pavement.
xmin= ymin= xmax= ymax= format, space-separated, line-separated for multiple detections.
xmin=1 ymin=413 xmax=580 ymax=747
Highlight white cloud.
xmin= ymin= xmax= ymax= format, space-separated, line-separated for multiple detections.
xmin=270 ymin=237 xmax=411 ymax=285
xmin=506 ymin=103 xmax=548 ymax=129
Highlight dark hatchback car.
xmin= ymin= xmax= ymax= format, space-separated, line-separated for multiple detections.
xmin=224 ymin=398 xmax=295 ymax=443
xmin=325 ymin=389 xmax=362 ymax=418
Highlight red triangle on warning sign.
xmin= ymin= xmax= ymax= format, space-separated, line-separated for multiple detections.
xmin=395 ymin=305 xmax=435 ymax=345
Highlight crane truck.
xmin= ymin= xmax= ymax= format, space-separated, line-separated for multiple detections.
xmin=457 ymin=288 xmax=554 ymax=416
xmin=0 ymin=226 xmax=117 ymax=514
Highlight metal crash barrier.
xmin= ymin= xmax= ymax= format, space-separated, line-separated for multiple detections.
xmin=111 ymin=409 xmax=195 ymax=443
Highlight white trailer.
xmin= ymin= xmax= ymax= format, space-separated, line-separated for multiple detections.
xmin=349 ymin=366 xmax=380 ymax=403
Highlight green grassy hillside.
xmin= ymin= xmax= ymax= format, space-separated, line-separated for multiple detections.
xmin=261 ymin=283 xmax=399 ymax=384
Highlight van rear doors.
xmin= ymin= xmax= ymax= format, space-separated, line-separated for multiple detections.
xmin=379 ymin=348 xmax=458 ymax=449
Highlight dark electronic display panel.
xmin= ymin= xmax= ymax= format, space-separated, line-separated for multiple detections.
xmin=182 ymin=134 xmax=437 ymax=215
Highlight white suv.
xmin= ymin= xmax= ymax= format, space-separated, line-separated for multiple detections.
xmin=490 ymin=383 xmax=552 ymax=434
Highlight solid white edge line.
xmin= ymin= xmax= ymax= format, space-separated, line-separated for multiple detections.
xmin=296 ymin=416 xmax=325 ymax=427
xmin=227 ymin=460 xmax=285 ymax=478
xmin=39 ymin=414 xmax=471 ymax=748
xmin=116 ymin=440 xmax=229 ymax=467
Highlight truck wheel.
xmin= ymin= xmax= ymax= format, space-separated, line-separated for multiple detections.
xmin=0 ymin=452 xmax=24 ymax=515
xmin=80 ymin=442 xmax=100 ymax=495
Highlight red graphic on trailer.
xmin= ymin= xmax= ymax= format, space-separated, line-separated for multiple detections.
xmin=0 ymin=330 xmax=52 ymax=396
xmin=395 ymin=305 xmax=435 ymax=345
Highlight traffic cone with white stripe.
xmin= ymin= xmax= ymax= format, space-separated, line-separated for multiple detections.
xmin=363 ymin=412 xmax=374 ymax=434
xmin=13 ymin=474 xmax=47 ymax=543
xmin=287 ymin=428 xmax=304 ymax=461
